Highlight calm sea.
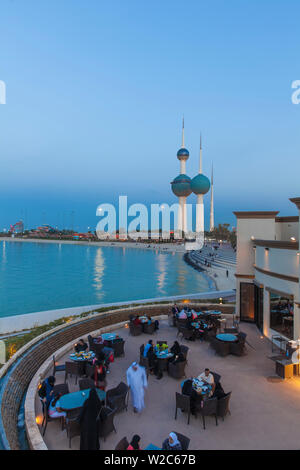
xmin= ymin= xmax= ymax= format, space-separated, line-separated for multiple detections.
xmin=0 ymin=241 xmax=213 ymax=318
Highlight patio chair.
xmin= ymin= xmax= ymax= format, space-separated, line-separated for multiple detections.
xmin=168 ymin=360 xmax=187 ymax=379
xmin=211 ymin=372 xmax=221 ymax=384
xmin=111 ymin=339 xmax=125 ymax=357
xmin=214 ymin=340 xmax=230 ymax=357
xmin=173 ymin=432 xmax=190 ymax=450
xmin=143 ymin=322 xmax=156 ymax=334
xmin=53 ymin=383 xmax=69 ymax=396
xmin=129 ymin=322 xmax=143 ymax=336
xmin=98 ymin=406 xmax=117 ymax=441
xmin=237 ymin=332 xmax=247 ymax=344
xmin=106 ymin=382 xmax=129 ymax=413
xmin=115 ymin=437 xmax=129 ymax=450
xmin=93 ymin=342 xmax=105 ymax=356
xmin=64 ymin=361 xmax=81 ymax=385
xmin=52 ymin=355 xmax=66 ymax=376
xmin=139 ymin=356 xmax=150 ymax=375
xmin=66 ymin=416 xmax=81 ymax=448
xmin=217 ymin=392 xmax=232 ymax=421
xmin=78 ymin=378 xmax=95 ymax=390
xmin=180 ymin=345 xmax=189 ymax=361
xmin=174 ymin=392 xmax=191 ymax=425
xmin=41 ymin=402 xmax=64 ymax=437
xmin=86 ymin=363 xmax=95 ymax=379
xmin=197 ymin=397 xmax=218 ymax=429
xmin=66 ymin=407 xmax=82 ymax=421
xmin=87 ymin=335 xmax=95 ymax=351
xmin=181 ymin=328 xmax=197 ymax=341
xmin=225 ymin=327 xmax=238 ymax=334
xmin=230 ymin=341 xmax=245 ymax=356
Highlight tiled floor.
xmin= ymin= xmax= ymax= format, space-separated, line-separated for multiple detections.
xmin=36 ymin=320 xmax=300 ymax=450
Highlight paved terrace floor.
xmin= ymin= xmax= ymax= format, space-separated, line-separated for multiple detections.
xmin=37 ymin=320 xmax=300 ymax=450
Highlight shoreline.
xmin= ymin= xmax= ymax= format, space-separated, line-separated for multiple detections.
xmin=0 ymin=237 xmax=186 ymax=253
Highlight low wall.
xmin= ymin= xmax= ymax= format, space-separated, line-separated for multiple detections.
xmin=0 ymin=303 xmax=235 ymax=450
xmin=0 ymin=290 xmax=235 ymax=333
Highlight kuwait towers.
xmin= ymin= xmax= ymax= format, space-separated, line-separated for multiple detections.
xmin=171 ymin=119 xmax=212 ymax=238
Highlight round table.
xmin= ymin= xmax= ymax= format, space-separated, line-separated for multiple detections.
xmin=101 ymin=333 xmax=117 ymax=341
xmin=155 ymin=351 xmax=173 ymax=372
xmin=216 ymin=333 xmax=237 ymax=342
xmin=59 ymin=388 xmax=106 ymax=411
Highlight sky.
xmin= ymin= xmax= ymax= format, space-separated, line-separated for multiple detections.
xmin=0 ymin=0 xmax=300 ymax=232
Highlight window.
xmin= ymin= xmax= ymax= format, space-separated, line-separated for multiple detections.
xmin=269 ymin=292 xmax=294 ymax=339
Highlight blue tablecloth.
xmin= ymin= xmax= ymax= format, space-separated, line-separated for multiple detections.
xmin=59 ymin=388 xmax=105 ymax=410
xmin=156 ymin=351 xmax=173 ymax=359
xmin=145 ymin=444 xmax=161 ymax=450
xmin=101 ymin=333 xmax=117 ymax=341
xmin=181 ymin=379 xmax=211 ymax=395
xmin=216 ymin=333 xmax=237 ymax=342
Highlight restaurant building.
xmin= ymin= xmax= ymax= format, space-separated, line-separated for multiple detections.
xmin=234 ymin=198 xmax=300 ymax=342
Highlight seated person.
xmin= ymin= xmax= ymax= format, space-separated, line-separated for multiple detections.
xmin=127 ymin=435 xmax=141 ymax=450
xmin=172 ymin=304 xmax=179 ymax=317
xmin=133 ymin=315 xmax=142 ymax=326
xmin=191 ymin=310 xmax=198 ymax=320
xmin=170 ymin=341 xmax=181 ymax=356
xmin=143 ymin=340 xmax=153 ymax=358
xmin=92 ymin=360 xmax=107 ymax=390
xmin=182 ymin=378 xmax=199 ymax=414
xmin=162 ymin=433 xmax=182 ymax=451
xmin=48 ymin=393 xmax=66 ymax=421
xmin=197 ymin=368 xmax=215 ymax=395
xmin=38 ymin=375 xmax=56 ymax=408
xmin=178 ymin=309 xmax=187 ymax=320
xmin=212 ymin=381 xmax=226 ymax=400
xmin=148 ymin=316 xmax=159 ymax=330
xmin=74 ymin=339 xmax=88 ymax=353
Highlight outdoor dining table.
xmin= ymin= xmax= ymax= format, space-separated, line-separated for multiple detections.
xmin=101 ymin=333 xmax=117 ymax=341
xmin=155 ymin=350 xmax=173 ymax=371
xmin=59 ymin=388 xmax=106 ymax=411
xmin=216 ymin=333 xmax=238 ymax=342
xmin=181 ymin=379 xmax=212 ymax=397
xmin=139 ymin=316 xmax=149 ymax=324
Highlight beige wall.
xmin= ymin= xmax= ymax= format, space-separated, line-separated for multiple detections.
xmin=275 ymin=221 xmax=298 ymax=241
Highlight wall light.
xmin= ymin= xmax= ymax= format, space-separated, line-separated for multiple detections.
xmin=250 ymin=236 xmax=255 ymax=240
xmin=291 ymin=237 xmax=296 ymax=241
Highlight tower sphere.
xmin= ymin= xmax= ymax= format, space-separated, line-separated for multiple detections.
xmin=171 ymin=174 xmax=192 ymax=197
xmin=191 ymin=173 xmax=210 ymax=195
xmin=177 ymin=148 xmax=189 ymax=160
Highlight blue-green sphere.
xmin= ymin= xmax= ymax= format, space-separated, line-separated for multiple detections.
xmin=191 ymin=173 xmax=210 ymax=195
xmin=171 ymin=174 xmax=192 ymax=197
xmin=177 ymin=148 xmax=189 ymax=160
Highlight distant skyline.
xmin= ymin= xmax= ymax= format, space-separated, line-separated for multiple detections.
xmin=1 ymin=0 xmax=300 ymax=231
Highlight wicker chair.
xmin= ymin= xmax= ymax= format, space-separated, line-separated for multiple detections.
xmin=52 ymin=355 xmax=66 ymax=376
xmin=237 ymin=332 xmax=247 ymax=344
xmin=98 ymin=406 xmax=117 ymax=441
xmin=115 ymin=437 xmax=129 ymax=450
xmin=106 ymin=382 xmax=129 ymax=413
xmin=174 ymin=392 xmax=191 ymax=425
xmin=217 ymin=392 xmax=232 ymax=421
xmin=174 ymin=432 xmax=190 ymax=450
xmin=88 ymin=335 xmax=95 ymax=351
xmin=64 ymin=361 xmax=81 ymax=384
xmin=111 ymin=339 xmax=125 ymax=357
xmin=168 ymin=360 xmax=187 ymax=379
xmin=211 ymin=372 xmax=221 ymax=384
xmin=180 ymin=345 xmax=189 ymax=361
xmin=197 ymin=397 xmax=218 ymax=429
xmin=214 ymin=340 xmax=230 ymax=357
xmin=41 ymin=402 xmax=64 ymax=437
xmin=143 ymin=322 xmax=156 ymax=334
xmin=225 ymin=327 xmax=238 ymax=334
xmin=129 ymin=322 xmax=143 ymax=336
xmin=78 ymin=378 xmax=95 ymax=390
xmin=53 ymin=383 xmax=69 ymax=396
xmin=230 ymin=341 xmax=245 ymax=356
xmin=66 ymin=417 xmax=81 ymax=448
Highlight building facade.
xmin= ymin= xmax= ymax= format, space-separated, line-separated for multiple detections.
xmin=234 ymin=198 xmax=300 ymax=341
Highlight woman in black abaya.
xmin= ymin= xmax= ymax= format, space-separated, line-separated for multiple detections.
xmin=79 ymin=388 xmax=102 ymax=450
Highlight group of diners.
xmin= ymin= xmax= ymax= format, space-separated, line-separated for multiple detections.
xmin=171 ymin=304 xmax=220 ymax=341
xmin=129 ymin=313 xmax=159 ymax=332
xmin=181 ymin=367 xmax=227 ymax=415
xmin=141 ymin=339 xmax=185 ymax=379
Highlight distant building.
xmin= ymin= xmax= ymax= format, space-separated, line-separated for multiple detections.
xmin=234 ymin=198 xmax=300 ymax=341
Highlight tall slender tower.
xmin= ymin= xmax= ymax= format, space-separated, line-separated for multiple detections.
xmin=171 ymin=118 xmax=192 ymax=236
xmin=209 ymin=164 xmax=214 ymax=232
xmin=191 ymin=134 xmax=210 ymax=236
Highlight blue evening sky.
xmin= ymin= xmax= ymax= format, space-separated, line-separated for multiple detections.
xmin=0 ymin=0 xmax=300 ymax=231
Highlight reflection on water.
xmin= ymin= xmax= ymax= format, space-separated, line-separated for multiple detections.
xmin=93 ymin=248 xmax=105 ymax=300
xmin=156 ymin=253 xmax=168 ymax=294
